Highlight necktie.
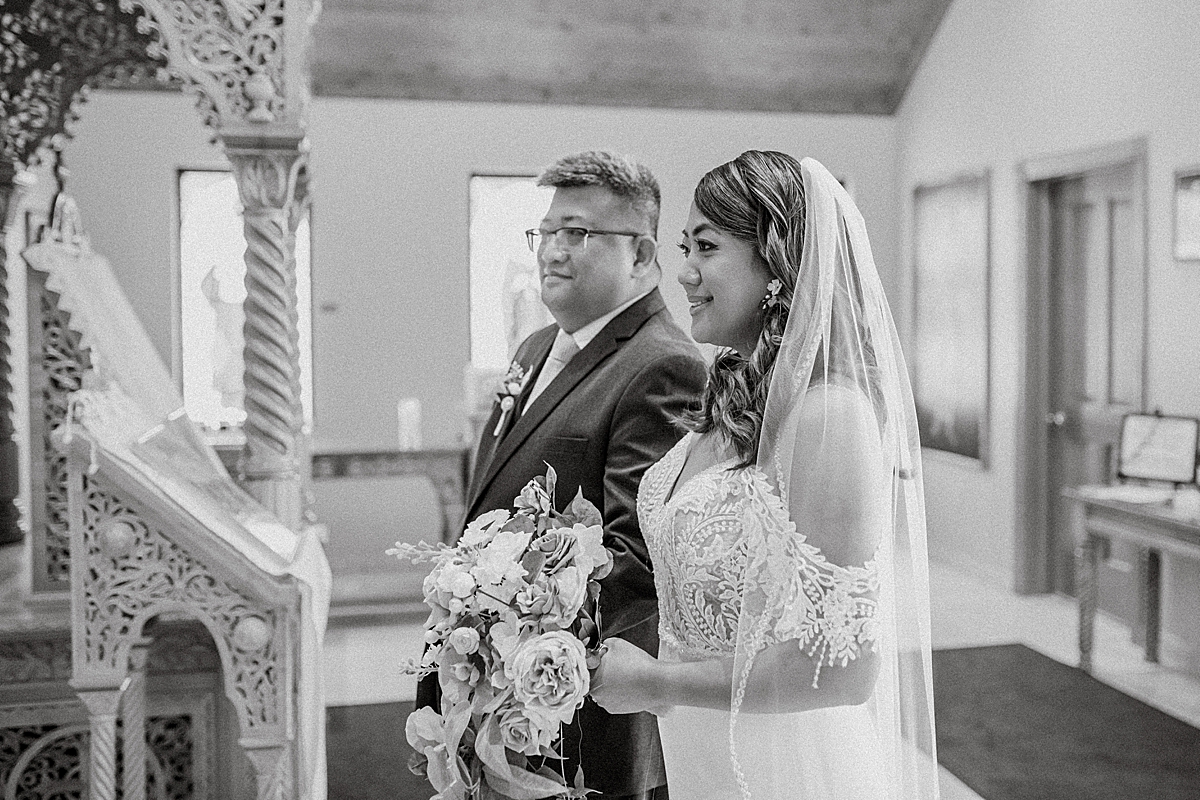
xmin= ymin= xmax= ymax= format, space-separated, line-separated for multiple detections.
xmin=523 ymin=330 xmax=580 ymax=412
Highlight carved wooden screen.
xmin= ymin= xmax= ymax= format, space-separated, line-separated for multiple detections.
xmin=26 ymin=269 xmax=92 ymax=596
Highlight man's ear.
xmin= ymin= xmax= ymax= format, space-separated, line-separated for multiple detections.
xmin=631 ymin=236 xmax=658 ymax=277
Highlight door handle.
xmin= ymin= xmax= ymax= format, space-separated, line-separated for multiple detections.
xmin=1046 ymin=411 xmax=1067 ymax=427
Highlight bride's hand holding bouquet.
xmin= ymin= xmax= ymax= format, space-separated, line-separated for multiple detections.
xmin=389 ymin=465 xmax=612 ymax=800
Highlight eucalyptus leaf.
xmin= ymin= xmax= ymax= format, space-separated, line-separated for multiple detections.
xmin=565 ymin=487 xmax=603 ymax=527
xmin=476 ymin=714 xmax=572 ymax=799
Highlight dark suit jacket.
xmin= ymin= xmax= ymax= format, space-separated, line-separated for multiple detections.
xmin=419 ymin=288 xmax=706 ymax=797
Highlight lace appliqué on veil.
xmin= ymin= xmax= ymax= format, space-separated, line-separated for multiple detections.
xmin=639 ymin=434 xmax=880 ymax=685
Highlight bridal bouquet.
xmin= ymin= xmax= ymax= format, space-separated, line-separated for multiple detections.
xmin=389 ymin=465 xmax=612 ymax=800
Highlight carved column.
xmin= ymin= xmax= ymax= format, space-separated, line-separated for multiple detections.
xmin=0 ymin=163 xmax=34 ymax=545
xmin=224 ymin=128 xmax=308 ymax=531
xmin=242 ymin=739 xmax=290 ymax=800
xmin=72 ymin=684 xmax=126 ymax=800
xmin=123 ymin=638 xmax=152 ymax=800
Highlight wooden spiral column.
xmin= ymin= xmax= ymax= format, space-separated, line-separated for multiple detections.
xmin=0 ymin=164 xmax=34 ymax=545
xmin=225 ymin=129 xmax=310 ymax=531
xmin=71 ymin=685 xmax=125 ymax=800
xmin=122 ymin=639 xmax=152 ymax=800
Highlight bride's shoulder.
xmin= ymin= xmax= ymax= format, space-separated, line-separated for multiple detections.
xmin=796 ymin=382 xmax=881 ymax=444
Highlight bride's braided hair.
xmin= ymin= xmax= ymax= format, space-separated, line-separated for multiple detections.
xmin=679 ymin=150 xmax=805 ymax=467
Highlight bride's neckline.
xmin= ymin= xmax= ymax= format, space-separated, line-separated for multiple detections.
xmin=663 ymin=432 xmax=739 ymax=505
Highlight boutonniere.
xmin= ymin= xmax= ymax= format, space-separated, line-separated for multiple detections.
xmin=493 ymin=360 xmax=532 ymax=436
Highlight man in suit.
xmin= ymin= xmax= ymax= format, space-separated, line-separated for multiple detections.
xmin=419 ymin=151 xmax=706 ymax=800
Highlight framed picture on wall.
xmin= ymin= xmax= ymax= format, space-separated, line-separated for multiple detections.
xmin=175 ymin=168 xmax=314 ymax=434
xmin=911 ymin=172 xmax=991 ymax=466
xmin=467 ymin=174 xmax=555 ymax=371
xmin=1174 ymin=167 xmax=1200 ymax=262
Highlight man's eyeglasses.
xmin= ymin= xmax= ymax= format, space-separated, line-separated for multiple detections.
xmin=525 ymin=226 xmax=645 ymax=253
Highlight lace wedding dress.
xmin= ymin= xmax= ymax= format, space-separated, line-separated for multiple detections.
xmin=627 ymin=157 xmax=936 ymax=800
xmin=638 ymin=429 xmax=890 ymax=800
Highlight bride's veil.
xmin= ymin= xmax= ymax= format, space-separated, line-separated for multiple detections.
xmin=730 ymin=158 xmax=937 ymax=799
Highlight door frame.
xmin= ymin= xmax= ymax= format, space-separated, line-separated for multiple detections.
xmin=1015 ymin=137 xmax=1149 ymax=595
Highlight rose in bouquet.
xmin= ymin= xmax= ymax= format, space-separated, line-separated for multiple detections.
xmin=389 ymin=464 xmax=613 ymax=800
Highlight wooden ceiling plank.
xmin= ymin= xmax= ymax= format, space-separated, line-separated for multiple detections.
xmin=308 ymin=0 xmax=950 ymax=114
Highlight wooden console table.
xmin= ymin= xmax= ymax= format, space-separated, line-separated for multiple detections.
xmin=311 ymin=448 xmax=470 ymax=544
xmin=1062 ymin=486 xmax=1200 ymax=673
xmin=212 ymin=444 xmax=471 ymax=542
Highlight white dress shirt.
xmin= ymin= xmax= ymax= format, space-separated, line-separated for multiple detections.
xmin=522 ymin=289 xmax=653 ymax=411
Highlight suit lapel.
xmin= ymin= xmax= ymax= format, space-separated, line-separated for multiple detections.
xmin=468 ymin=289 xmax=667 ymax=515
xmin=466 ymin=327 xmax=556 ymax=507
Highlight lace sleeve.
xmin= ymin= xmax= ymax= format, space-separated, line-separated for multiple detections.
xmin=737 ymin=382 xmax=889 ymax=693
xmin=729 ymin=155 xmax=937 ymax=800
xmin=741 ymin=476 xmax=882 ymax=690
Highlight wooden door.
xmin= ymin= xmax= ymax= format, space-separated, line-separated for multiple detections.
xmin=1045 ymin=161 xmax=1145 ymax=611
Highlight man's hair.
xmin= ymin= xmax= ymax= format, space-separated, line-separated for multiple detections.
xmin=537 ymin=150 xmax=661 ymax=237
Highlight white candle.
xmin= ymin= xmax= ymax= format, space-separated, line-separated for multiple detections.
xmin=397 ymin=397 xmax=422 ymax=451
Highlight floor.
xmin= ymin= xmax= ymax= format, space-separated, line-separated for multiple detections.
xmin=322 ymin=560 xmax=1200 ymax=800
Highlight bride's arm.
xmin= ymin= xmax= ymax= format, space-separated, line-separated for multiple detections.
xmin=594 ymin=635 xmax=879 ymax=714
xmin=591 ymin=384 xmax=887 ymax=714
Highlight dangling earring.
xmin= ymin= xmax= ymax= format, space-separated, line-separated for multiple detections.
xmin=760 ymin=278 xmax=782 ymax=311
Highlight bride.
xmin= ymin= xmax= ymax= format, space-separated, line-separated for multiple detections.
xmin=590 ymin=151 xmax=938 ymax=800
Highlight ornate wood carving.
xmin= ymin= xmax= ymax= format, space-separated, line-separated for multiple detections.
xmin=147 ymin=712 xmax=202 ymax=800
xmin=0 ymin=696 xmax=210 ymax=800
xmin=27 ymin=272 xmax=92 ymax=595
xmin=0 ymin=637 xmax=73 ymax=684
xmin=0 ymin=166 xmax=35 ymax=546
xmin=64 ymin=466 xmax=299 ymax=798
xmin=72 ymin=482 xmax=289 ymax=737
xmin=225 ymin=136 xmax=309 ymax=529
xmin=0 ymin=0 xmax=316 ymax=164
xmin=0 ymin=722 xmax=88 ymax=800
xmin=3 ymin=1 xmax=320 ymax=797
xmin=1 ymin=0 xmax=161 ymax=553
xmin=121 ymin=0 xmax=320 ymax=132
xmin=73 ymin=690 xmax=120 ymax=800
xmin=0 ymin=623 xmax=219 ymax=687
xmin=0 ymin=0 xmax=163 ymax=171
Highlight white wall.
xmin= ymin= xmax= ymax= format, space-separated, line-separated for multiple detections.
xmin=17 ymin=4 xmax=1198 ymax=653
xmin=897 ymin=0 xmax=1200 ymax=658
xmin=14 ymin=93 xmax=221 ymax=544
xmin=306 ymin=98 xmax=898 ymax=451
xmin=16 ymin=91 xmax=897 ymax=597
xmin=28 ymin=93 xmax=224 ymax=368
xmin=39 ymin=92 xmax=898 ymax=455
xmin=30 ymin=92 xmax=902 ymax=455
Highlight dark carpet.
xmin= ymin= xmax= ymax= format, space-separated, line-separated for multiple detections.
xmin=329 ymin=646 xmax=1200 ymax=800
xmin=933 ymin=644 xmax=1200 ymax=800
xmin=326 ymin=701 xmax=428 ymax=800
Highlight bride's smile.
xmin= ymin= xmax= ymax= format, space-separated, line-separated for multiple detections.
xmin=677 ymin=205 xmax=771 ymax=357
